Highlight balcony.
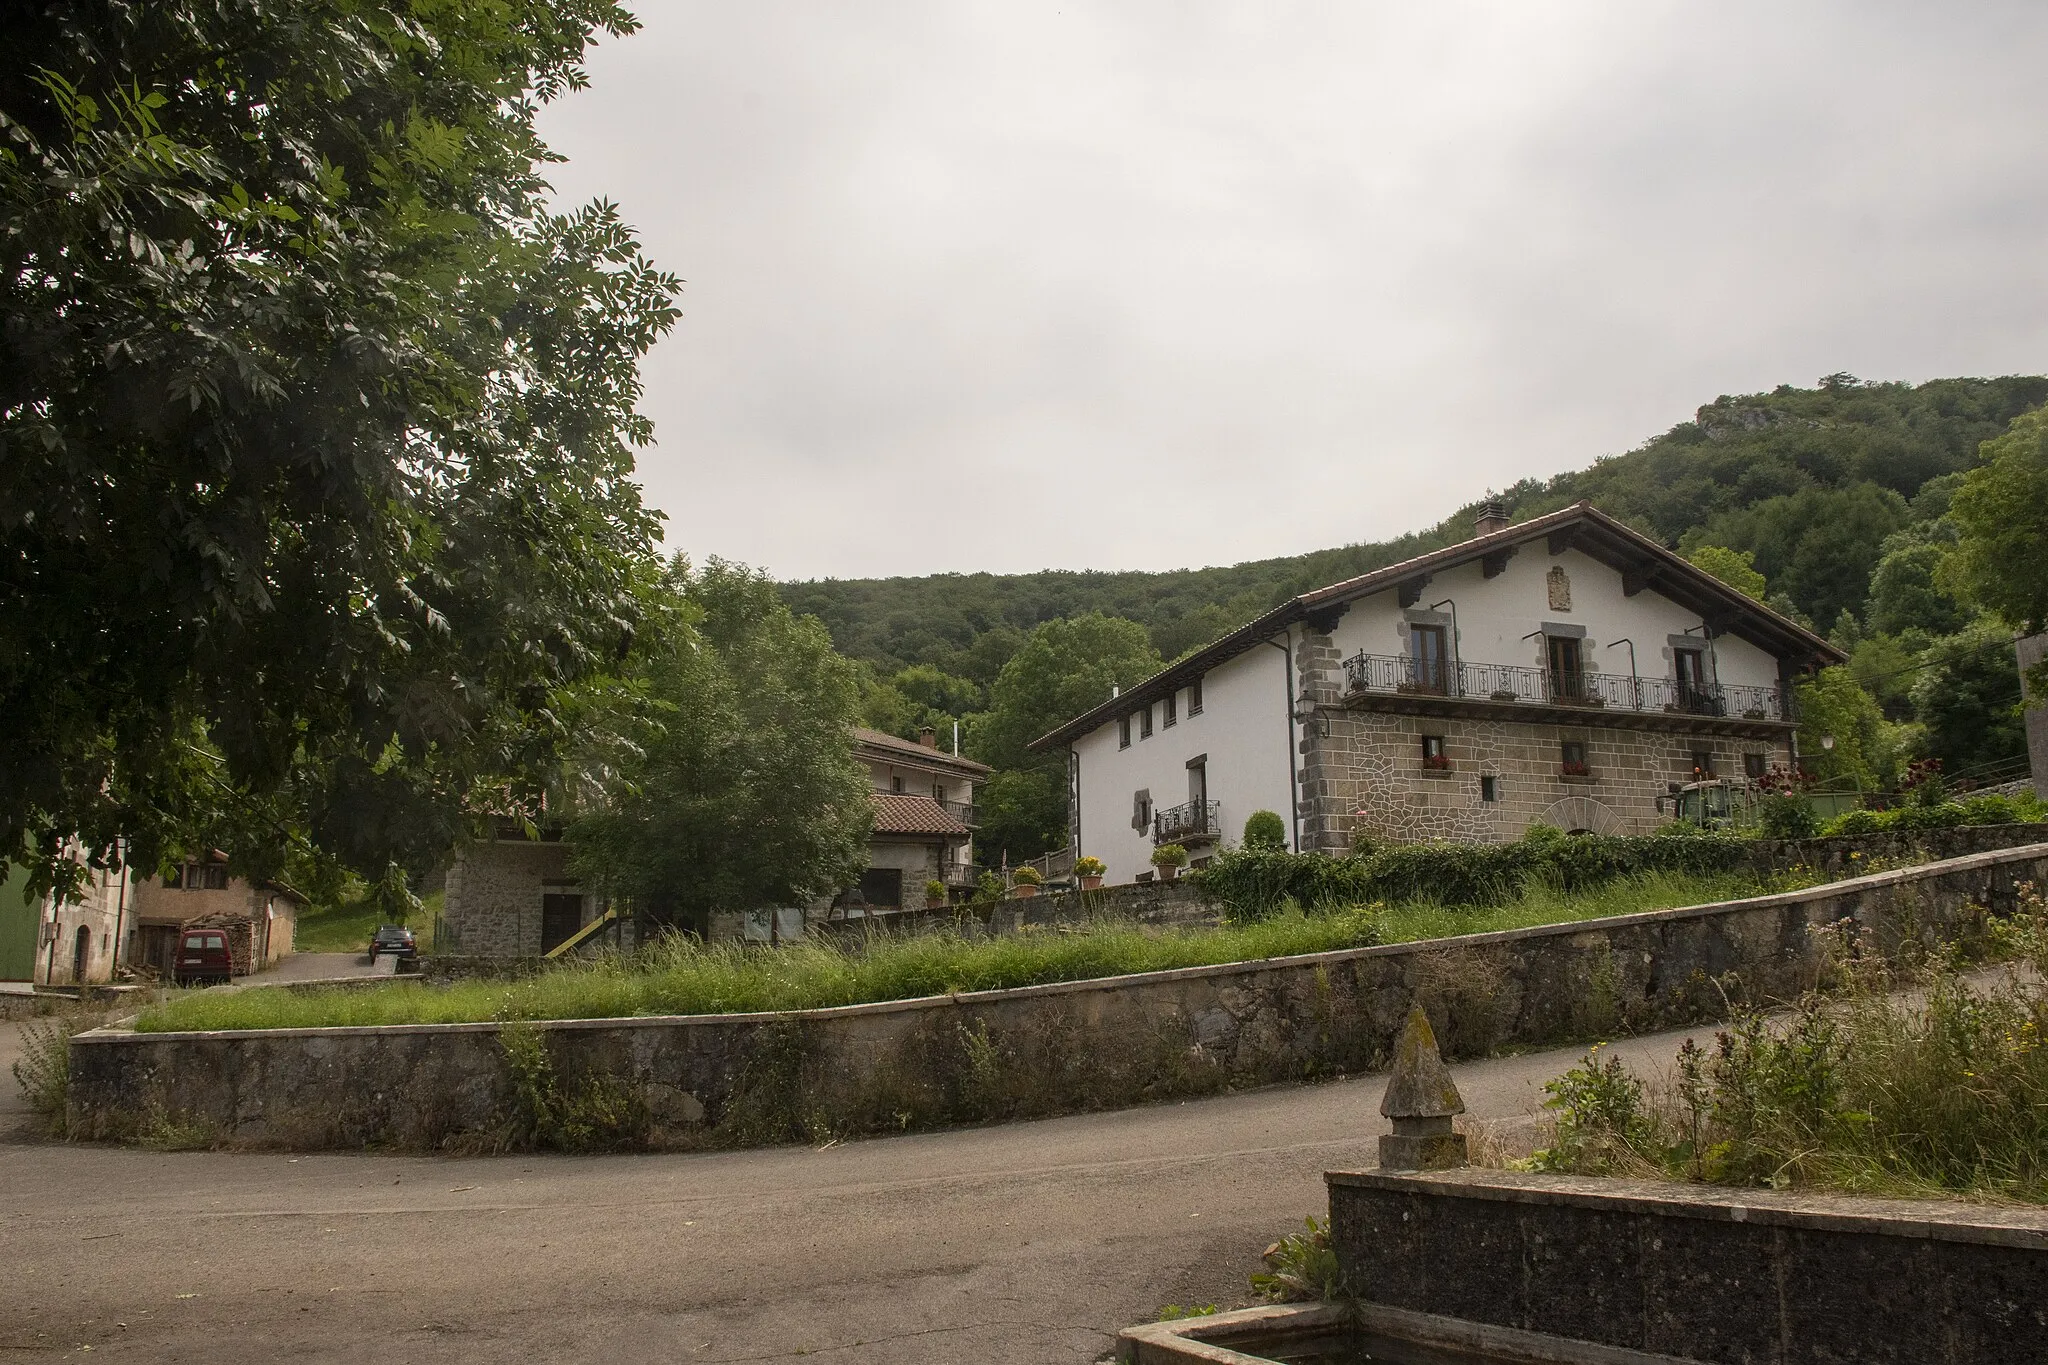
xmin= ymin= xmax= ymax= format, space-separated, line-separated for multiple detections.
xmin=939 ymin=799 xmax=981 ymax=827
xmin=1153 ymin=799 xmax=1222 ymax=845
xmin=1339 ymin=653 xmax=1791 ymax=725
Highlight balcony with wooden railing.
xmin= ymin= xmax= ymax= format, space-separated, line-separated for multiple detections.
xmin=1338 ymin=653 xmax=1792 ymax=725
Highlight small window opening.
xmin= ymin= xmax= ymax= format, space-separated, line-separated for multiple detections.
xmin=1743 ymin=752 xmax=1767 ymax=781
xmin=1119 ymin=715 xmax=1131 ymax=749
xmin=1164 ymin=691 xmax=1177 ymax=727
xmin=1480 ymin=775 xmax=1498 ymax=803
xmin=1420 ymin=735 xmax=1448 ymax=770
xmin=1690 ymin=749 xmax=1716 ymax=779
xmin=1189 ymin=678 xmax=1204 ymax=715
xmin=1139 ymin=705 xmax=1153 ymax=740
xmin=1561 ymin=741 xmax=1589 ymax=776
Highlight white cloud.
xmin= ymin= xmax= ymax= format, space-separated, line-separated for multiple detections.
xmin=537 ymin=1 xmax=2048 ymax=579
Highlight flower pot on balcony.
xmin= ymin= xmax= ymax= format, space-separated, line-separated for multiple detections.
xmin=1157 ymin=864 xmax=1178 ymax=882
xmin=1079 ymin=874 xmax=1104 ymax=891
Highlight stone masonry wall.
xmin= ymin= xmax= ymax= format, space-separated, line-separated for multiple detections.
xmin=1307 ymin=705 xmax=1791 ymax=853
xmin=67 ymin=843 xmax=2048 ymax=1151
xmin=1329 ymin=1169 xmax=2048 ymax=1365
xmin=439 ymin=840 xmax=577 ymax=958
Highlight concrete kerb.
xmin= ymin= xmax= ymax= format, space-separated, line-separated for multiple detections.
xmin=63 ymin=842 xmax=2048 ymax=1151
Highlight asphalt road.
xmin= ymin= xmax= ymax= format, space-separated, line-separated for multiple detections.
xmin=0 ymin=1016 xmax=1723 ymax=1365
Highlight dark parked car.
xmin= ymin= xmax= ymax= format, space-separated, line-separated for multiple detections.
xmin=174 ymin=929 xmax=234 ymax=986
xmin=368 ymin=925 xmax=417 ymax=964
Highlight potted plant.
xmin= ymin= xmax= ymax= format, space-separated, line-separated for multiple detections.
xmin=1074 ymin=855 xmax=1105 ymax=891
xmin=1560 ymin=759 xmax=1591 ymax=777
xmin=1422 ymin=753 xmax=1451 ymax=771
xmin=924 ymin=878 xmax=947 ymax=909
xmin=1151 ymin=844 xmax=1188 ymax=881
xmin=1011 ymin=865 xmax=1042 ymax=898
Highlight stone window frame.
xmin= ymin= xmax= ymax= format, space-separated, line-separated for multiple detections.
xmin=1667 ymin=633 xmax=1718 ymax=685
xmin=1743 ymin=751 xmax=1768 ymax=781
xmin=1560 ymin=740 xmax=1590 ymax=776
xmin=1419 ymin=734 xmax=1449 ymax=770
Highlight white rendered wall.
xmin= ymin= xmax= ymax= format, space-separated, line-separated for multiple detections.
xmin=1072 ymin=641 xmax=1295 ymax=886
xmin=1323 ymin=547 xmax=1782 ymax=694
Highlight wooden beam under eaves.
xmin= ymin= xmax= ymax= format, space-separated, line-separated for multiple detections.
xmin=1396 ymin=574 xmax=1431 ymax=608
xmin=1622 ymin=565 xmax=1656 ymax=597
xmin=1303 ymin=602 xmax=1349 ymax=634
xmin=1481 ymin=548 xmax=1516 ymax=579
xmin=1547 ymin=528 xmax=1577 ymax=556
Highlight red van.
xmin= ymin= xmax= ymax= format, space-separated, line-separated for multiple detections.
xmin=175 ymin=929 xmax=233 ymax=985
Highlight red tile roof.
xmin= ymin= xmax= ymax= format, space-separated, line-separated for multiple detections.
xmin=853 ymin=727 xmax=991 ymax=775
xmin=870 ymin=792 xmax=972 ymax=836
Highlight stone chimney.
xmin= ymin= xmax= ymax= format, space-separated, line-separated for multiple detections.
xmin=1378 ymin=1006 xmax=1467 ymax=1171
xmin=918 ymin=726 xmax=938 ymax=749
xmin=1474 ymin=502 xmax=1510 ymax=538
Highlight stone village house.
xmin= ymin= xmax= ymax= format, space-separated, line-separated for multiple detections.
xmin=1031 ymin=502 xmax=1845 ymax=886
xmin=2 ymin=850 xmax=301 ymax=989
xmin=437 ymin=727 xmax=988 ymax=955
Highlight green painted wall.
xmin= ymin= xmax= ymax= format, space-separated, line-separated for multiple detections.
xmin=0 ymin=866 xmax=43 ymax=982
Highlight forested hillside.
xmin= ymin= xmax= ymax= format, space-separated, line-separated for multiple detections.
xmin=782 ymin=374 xmax=2048 ymax=861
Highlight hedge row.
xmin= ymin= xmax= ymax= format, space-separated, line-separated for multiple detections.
xmin=1819 ymin=792 xmax=2044 ymax=837
xmin=1187 ymin=826 xmax=1751 ymax=923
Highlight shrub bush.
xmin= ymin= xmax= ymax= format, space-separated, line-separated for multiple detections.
xmin=1010 ymin=865 xmax=1042 ymax=886
xmin=1191 ymin=828 xmax=1752 ymax=922
xmin=1817 ymin=794 xmax=2041 ymax=838
xmin=1755 ymin=793 xmax=1820 ymax=840
xmin=1242 ymin=809 xmax=1288 ymax=852
xmin=1151 ymin=844 xmax=1188 ymax=868
xmin=1073 ymin=855 xmax=1105 ymax=878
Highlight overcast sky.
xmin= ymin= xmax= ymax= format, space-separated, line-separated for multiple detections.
xmin=536 ymin=2 xmax=2048 ymax=582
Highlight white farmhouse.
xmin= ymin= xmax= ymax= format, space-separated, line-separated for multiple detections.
xmin=1031 ymin=502 xmax=1844 ymax=884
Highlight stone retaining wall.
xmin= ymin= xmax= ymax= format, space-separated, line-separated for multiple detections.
xmin=66 ymin=843 xmax=2048 ymax=1151
xmin=1327 ymin=1168 xmax=2048 ymax=1365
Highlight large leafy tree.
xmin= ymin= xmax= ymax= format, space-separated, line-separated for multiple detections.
xmin=1949 ymin=407 xmax=2048 ymax=636
xmin=564 ymin=561 xmax=873 ymax=937
xmin=1 ymin=2 xmax=678 ymax=895
xmin=969 ymin=613 xmax=1161 ymax=861
xmin=1910 ymin=625 xmax=2028 ymax=781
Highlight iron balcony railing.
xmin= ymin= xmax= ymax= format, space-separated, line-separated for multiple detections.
xmin=1154 ymin=799 xmax=1223 ymax=845
xmin=1339 ymin=652 xmax=1791 ymax=722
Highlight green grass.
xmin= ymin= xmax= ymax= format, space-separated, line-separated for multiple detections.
xmin=135 ymin=869 xmax=1804 ymax=1034
xmin=292 ymin=891 xmax=442 ymax=954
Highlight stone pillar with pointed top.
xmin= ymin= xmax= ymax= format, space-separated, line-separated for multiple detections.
xmin=1378 ymin=1006 xmax=1467 ymax=1171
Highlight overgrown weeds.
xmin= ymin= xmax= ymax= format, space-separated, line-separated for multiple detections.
xmin=11 ymin=1006 xmax=119 ymax=1135
xmin=1528 ymin=882 xmax=2048 ymax=1202
xmin=499 ymin=1021 xmax=647 ymax=1152
xmin=12 ymin=1019 xmax=73 ymax=1133
xmin=1252 ymin=1216 xmax=1343 ymax=1302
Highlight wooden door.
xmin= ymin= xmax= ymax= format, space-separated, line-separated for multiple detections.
xmin=540 ymin=894 xmax=584 ymax=953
